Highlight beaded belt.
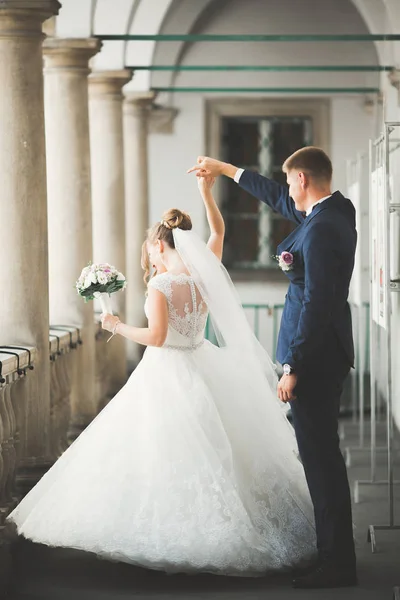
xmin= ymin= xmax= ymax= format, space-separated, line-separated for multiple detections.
xmin=162 ymin=340 xmax=204 ymax=352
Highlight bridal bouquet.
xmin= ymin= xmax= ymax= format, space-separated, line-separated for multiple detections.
xmin=76 ymin=262 xmax=127 ymax=314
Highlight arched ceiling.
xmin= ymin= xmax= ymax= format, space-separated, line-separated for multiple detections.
xmin=54 ymin=0 xmax=399 ymax=91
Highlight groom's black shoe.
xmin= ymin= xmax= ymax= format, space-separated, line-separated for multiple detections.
xmin=292 ymin=562 xmax=358 ymax=589
xmin=291 ymin=559 xmax=321 ymax=579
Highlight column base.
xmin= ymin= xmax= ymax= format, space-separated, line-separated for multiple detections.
xmin=15 ymin=456 xmax=54 ymax=498
xmin=0 ymin=499 xmax=19 ymax=527
xmin=97 ymin=393 xmax=114 ymax=412
xmin=67 ymin=413 xmax=94 ymax=443
xmin=127 ymin=359 xmax=140 ymax=376
xmin=107 ymin=379 xmax=126 ymax=399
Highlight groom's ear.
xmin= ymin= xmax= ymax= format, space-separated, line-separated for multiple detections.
xmin=298 ymin=171 xmax=309 ymax=189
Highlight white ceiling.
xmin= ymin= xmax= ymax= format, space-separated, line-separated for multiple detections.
xmin=53 ymin=0 xmax=400 ymax=90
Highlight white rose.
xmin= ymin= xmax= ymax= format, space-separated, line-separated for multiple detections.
xmin=117 ymin=273 xmax=126 ymax=281
xmin=278 ymin=258 xmax=290 ymax=272
xmin=97 ymin=273 xmax=108 ymax=285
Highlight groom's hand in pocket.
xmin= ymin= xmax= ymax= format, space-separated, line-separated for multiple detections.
xmin=277 ymin=374 xmax=298 ymax=403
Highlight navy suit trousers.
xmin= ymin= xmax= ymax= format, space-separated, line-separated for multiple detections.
xmin=289 ymin=335 xmax=356 ymax=568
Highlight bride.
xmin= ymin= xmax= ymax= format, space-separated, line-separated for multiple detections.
xmin=7 ymin=176 xmax=316 ymax=576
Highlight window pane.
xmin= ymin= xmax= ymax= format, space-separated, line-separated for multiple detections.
xmin=222 ymin=178 xmax=259 ymax=214
xmin=272 ymin=119 xmax=310 ymax=164
xmin=224 ymin=216 xmax=259 ymax=266
xmin=222 ymin=119 xmax=259 ymax=167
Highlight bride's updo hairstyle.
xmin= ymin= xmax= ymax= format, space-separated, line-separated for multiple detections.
xmin=141 ymin=208 xmax=192 ymax=283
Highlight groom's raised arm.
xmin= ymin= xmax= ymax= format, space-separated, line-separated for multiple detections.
xmin=187 ymin=157 xmax=303 ymax=225
xmin=236 ymin=169 xmax=304 ymax=225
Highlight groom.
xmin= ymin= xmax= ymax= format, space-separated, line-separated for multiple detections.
xmin=188 ymin=148 xmax=357 ymax=589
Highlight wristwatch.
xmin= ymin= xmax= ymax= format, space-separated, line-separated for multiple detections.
xmin=283 ymin=364 xmax=294 ymax=376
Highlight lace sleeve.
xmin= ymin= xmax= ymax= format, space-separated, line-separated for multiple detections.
xmin=147 ymin=275 xmax=172 ymax=301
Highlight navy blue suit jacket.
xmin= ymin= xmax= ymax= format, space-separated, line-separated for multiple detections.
xmin=238 ymin=170 xmax=356 ymax=373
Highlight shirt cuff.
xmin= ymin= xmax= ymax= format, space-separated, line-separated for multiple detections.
xmin=233 ymin=168 xmax=244 ymax=183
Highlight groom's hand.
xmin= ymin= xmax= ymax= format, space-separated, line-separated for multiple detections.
xmin=187 ymin=156 xmax=238 ymax=179
xmin=277 ymin=374 xmax=298 ymax=403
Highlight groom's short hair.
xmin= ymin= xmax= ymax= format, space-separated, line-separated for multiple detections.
xmin=282 ymin=146 xmax=332 ymax=183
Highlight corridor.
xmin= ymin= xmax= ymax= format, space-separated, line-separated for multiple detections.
xmin=1 ymin=0 xmax=400 ymax=598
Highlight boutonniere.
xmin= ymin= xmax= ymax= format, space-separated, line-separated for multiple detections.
xmin=274 ymin=251 xmax=294 ymax=272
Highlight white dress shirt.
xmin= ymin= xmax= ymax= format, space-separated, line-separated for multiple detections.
xmin=233 ymin=168 xmax=245 ymax=183
xmin=305 ymin=195 xmax=331 ymax=216
xmin=233 ymin=169 xmax=331 ymax=216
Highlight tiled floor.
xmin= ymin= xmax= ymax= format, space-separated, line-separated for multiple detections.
xmin=7 ymin=418 xmax=400 ymax=600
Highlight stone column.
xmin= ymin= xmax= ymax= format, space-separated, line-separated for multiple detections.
xmin=123 ymin=92 xmax=155 ymax=369
xmin=89 ymin=70 xmax=132 ymax=396
xmin=0 ymin=0 xmax=60 ymax=493
xmin=43 ymin=38 xmax=102 ymax=437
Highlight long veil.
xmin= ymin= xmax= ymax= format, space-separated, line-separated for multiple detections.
xmin=172 ymin=228 xmax=297 ymax=447
xmin=173 ymin=228 xmax=278 ymax=386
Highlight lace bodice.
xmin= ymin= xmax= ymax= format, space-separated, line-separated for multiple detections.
xmin=146 ymin=272 xmax=208 ymax=349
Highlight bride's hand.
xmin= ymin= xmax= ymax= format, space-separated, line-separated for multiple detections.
xmin=101 ymin=313 xmax=119 ymax=333
xmin=198 ymin=175 xmax=215 ymax=195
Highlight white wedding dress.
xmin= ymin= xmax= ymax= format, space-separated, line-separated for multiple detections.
xmin=8 ymin=237 xmax=317 ymax=577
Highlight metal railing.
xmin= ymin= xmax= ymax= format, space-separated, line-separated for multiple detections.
xmin=206 ymin=301 xmax=370 ymax=370
xmin=96 ymin=34 xmax=400 ymax=42
xmin=127 ymin=65 xmax=393 ymax=72
xmin=151 ymin=86 xmax=380 ymax=94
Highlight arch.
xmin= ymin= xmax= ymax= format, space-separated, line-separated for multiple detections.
xmin=349 ymin=0 xmax=393 ymax=64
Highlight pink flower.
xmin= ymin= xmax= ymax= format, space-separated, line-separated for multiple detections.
xmin=281 ymin=252 xmax=293 ymax=265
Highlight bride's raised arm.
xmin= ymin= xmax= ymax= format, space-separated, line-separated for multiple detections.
xmin=198 ymin=176 xmax=225 ymax=261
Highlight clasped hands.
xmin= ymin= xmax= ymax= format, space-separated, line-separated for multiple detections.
xmin=187 ymin=156 xmax=227 ymax=178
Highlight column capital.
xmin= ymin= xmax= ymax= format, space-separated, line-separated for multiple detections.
xmin=0 ymin=0 xmax=60 ymax=38
xmin=388 ymin=68 xmax=400 ymax=97
xmin=388 ymin=68 xmax=400 ymax=87
xmin=43 ymin=37 xmax=102 ymax=73
xmin=123 ymin=91 xmax=156 ymax=115
xmin=363 ymin=92 xmax=384 ymax=115
xmin=388 ymin=68 xmax=400 ymax=104
xmin=89 ymin=69 xmax=132 ymax=99
xmin=149 ymin=105 xmax=180 ymax=134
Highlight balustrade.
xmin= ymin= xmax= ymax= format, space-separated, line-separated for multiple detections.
xmin=49 ymin=328 xmax=80 ymax=458
xmin=0 ymin=348 xmax=36 ymax=525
